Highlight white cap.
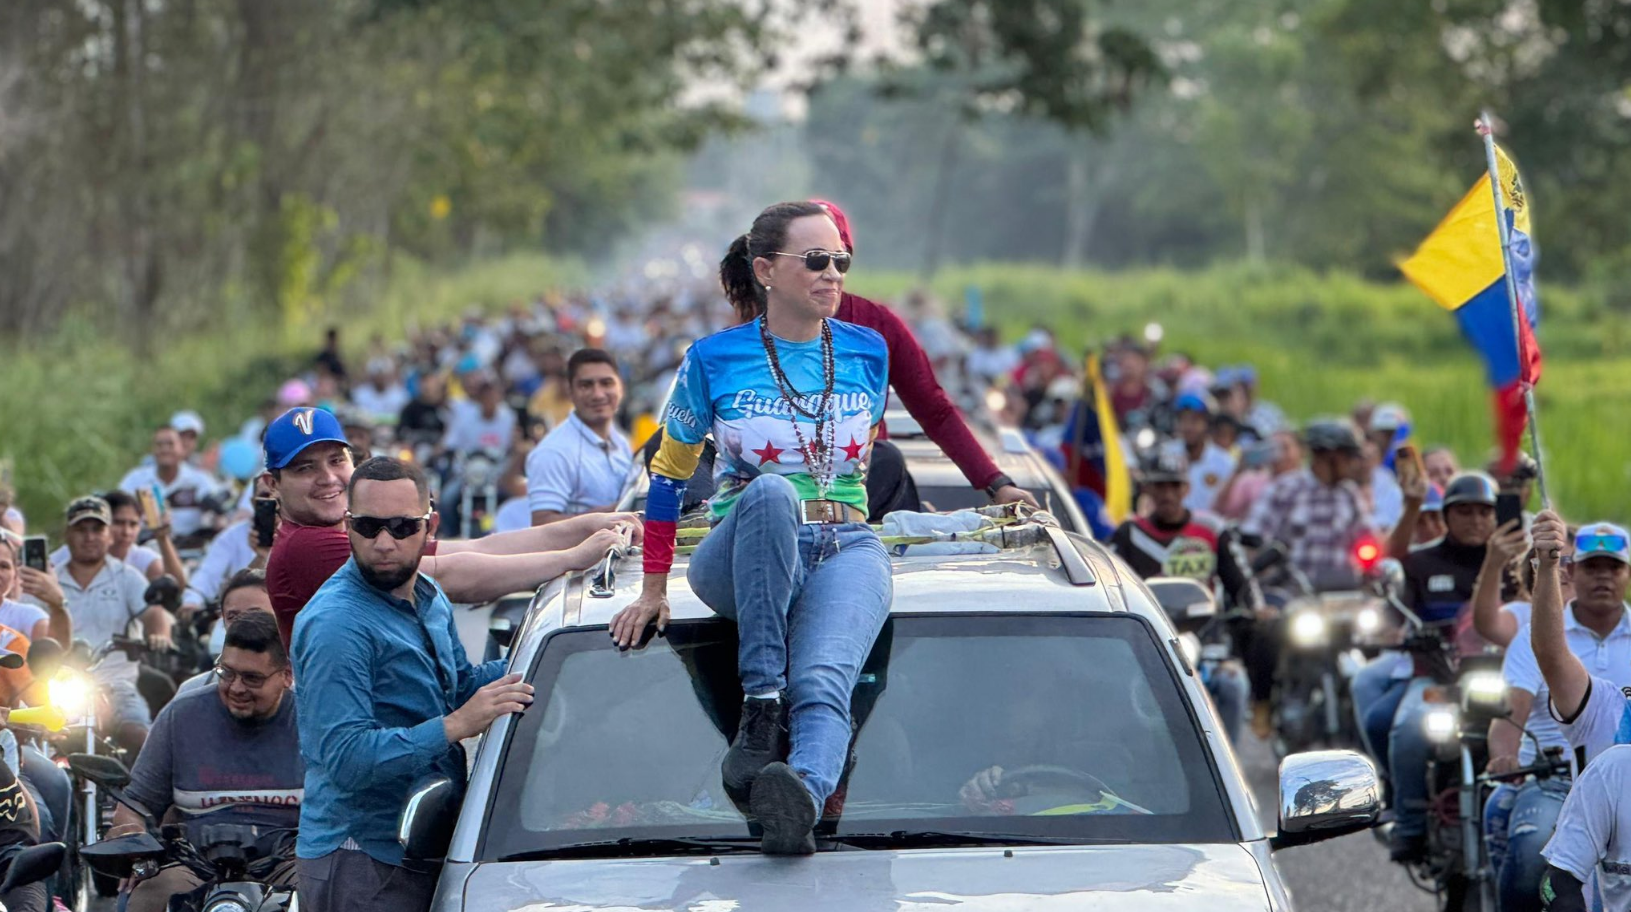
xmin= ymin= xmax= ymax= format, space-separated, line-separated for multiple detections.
xmin=170 ymin=410 xmax=205 ymax=436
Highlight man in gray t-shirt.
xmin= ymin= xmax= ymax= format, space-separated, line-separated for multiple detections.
xmin=106 ymin=612 xmax=301 ymax=912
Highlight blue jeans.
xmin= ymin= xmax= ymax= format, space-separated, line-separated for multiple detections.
xmin=1352 ymin=653 xmax=1410 ymax=768
xmin=1389 ymin=677 xmax=1434 ymax=838
xmin=687 ymin=475 xmax=893 ymax=808
xmin=1205 ymin=661 xmax=1249 ymax=745
xmin=1487 ymin=776 xmax=1568 ymax=912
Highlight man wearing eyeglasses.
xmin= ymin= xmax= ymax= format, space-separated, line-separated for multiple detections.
xmin=291 ymin=457 xmax=540 ymax=912
xmin=106 ymin=611 xmax=302 ymax=912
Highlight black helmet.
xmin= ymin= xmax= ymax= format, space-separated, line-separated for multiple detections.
xmin=1442 ymin=471 xmax=1500 ymax=508
xmin=1303 ymin=419 xmax=1362 ymax=455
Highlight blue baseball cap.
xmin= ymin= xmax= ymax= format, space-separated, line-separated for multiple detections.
xmin=264 ymin=408 xmax=349 ymax=470
xmin=1173 ymin=391 xmax=1215 ymax=416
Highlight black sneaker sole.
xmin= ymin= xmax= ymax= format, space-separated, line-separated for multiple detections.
xmin=750 ymin=763 xmax=816 ymax=855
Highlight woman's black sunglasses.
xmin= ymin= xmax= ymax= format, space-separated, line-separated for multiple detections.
xmin=345 ymin=511 xmax=431 ymax=540
xmin=770 ymin=250 xmax=852 ymax=274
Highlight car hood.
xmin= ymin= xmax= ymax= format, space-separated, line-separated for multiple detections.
xmin=453 ymin=843 xmax=1273 ymax=912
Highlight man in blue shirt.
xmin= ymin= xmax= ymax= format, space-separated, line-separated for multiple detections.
xmin=293 ymin=457 xmax=533 ymax=912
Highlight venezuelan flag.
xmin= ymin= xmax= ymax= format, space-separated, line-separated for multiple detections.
xmin=1398 ymin=145 xmax=1541 ymax=473
xmin=1061 ymin=353 xmax=1132 ymax=528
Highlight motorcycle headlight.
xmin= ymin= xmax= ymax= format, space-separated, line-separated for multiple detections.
xmin=1289 ymin=610 xmax=1328 ymax=647
xmin=1423 ymin=706 xmax=1459 ymax=743
xmin=1461 ymin=670 xmax=1509 ymax=716
xmin=48 ymin=676 xmax=90 ymax=718
xmin=1354 ymin=605 xmax=1382 ymax=636
xmin=203 ymin=900 xmax=252 ymax=912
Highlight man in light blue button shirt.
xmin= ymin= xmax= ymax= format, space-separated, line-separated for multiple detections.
xmin=292 ymin=457 xmax=533 ymax=912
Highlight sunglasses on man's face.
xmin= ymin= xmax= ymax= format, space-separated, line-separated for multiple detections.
xmin=345 ymin=511 xmax=431 ymax=540
xmin=770 ymin=250 xmax=852 ymax=274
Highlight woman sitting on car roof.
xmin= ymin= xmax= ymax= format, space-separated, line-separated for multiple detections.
xmin=609 ymin=201 xmax=893 ymax=856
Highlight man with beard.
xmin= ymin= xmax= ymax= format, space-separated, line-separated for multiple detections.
xmin=292 ymin=457 xmax=534 ymax=912
xmin=264 ymin=407 xmax=636 ymax=645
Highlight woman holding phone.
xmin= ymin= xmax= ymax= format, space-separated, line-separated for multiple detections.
xmin=610 ymin=201 xmax=892 ymax=855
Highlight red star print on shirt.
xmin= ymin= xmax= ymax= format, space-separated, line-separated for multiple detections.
xmin=842 ymin=436 xmax=866 ymax=461
xmin=752 ymin=442 xmax=785 ymax=465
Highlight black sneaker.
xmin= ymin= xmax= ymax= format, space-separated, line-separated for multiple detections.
xmin=722 ymin=696 xmax=788 ymax=806
xmin=750 ymin=762 xmax=817 ymax=855
xmin=1388 ymin=829 xmax=1427 ymax=864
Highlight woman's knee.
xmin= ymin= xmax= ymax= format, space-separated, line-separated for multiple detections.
xmin=739 ymin=473 xmax=800 ymax=512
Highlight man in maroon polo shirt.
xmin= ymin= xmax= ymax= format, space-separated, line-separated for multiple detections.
xmin=263 ymin=407 xmax=638 ymax=644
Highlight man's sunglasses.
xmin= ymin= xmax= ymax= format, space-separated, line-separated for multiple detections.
xmin=345 ymin=511 xmax=432 ymax=540
xmin=770 ymin=250 xmax=852 ymax=274
xmin=1576 ymin=530 xmax=1629 ymax=558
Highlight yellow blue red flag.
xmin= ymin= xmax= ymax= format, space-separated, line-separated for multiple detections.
xmin=1398 ymin=144 xmax=1540 ymax=472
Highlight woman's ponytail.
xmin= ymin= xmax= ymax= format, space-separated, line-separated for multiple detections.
xmin=720 ymin=233 xmax=764 ymax=325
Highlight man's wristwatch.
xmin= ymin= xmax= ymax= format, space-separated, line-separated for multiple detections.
xmin=984 ymin=474 xmax=1017 ymax=500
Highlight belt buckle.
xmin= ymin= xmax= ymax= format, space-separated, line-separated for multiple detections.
xmin=801 ymin=499 xmax=836 ymax=525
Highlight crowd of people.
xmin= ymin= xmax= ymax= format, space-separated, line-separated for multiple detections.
xmin=0 ymin=194 xmax=1623 ymax=911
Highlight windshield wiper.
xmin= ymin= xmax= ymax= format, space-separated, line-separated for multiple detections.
xmin=498 ymin=835 xmax=763 ymax=861
xmin=832 ymin=830 xmax=1124 ymax=850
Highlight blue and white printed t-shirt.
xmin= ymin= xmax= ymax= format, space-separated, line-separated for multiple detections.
xmin=657 ymin=318 xmax=889 ymax=522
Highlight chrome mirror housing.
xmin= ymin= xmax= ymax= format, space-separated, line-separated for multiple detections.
xmin=1272 ymin=750 xmax=1380 ymax=850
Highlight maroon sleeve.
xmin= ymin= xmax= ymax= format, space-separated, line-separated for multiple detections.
xmin=267 ymin=525 xmax=355 ymax=647
xmin=840 ymin=293 xmax=1003 ymax=491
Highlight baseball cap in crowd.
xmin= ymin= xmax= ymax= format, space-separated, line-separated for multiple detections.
xmin=1369 ymin=402 xmax=1411 ymax=433
xmin=170 ymin=410 xmax=205 ymax=437
xmin=1141 ymin=446 xmax=1189 ymax=484
xmin=277 ymin=379 xmax=313 ymax=408
xmin=1575 ymin=523 xmax=1631 ymax=565
xmin=1174 ymin=391 xmax=1215 ymax=416
xmin=65 ymin=496 xmax=112 ymax=527
xmin=264 ymin=408 xmax=350 ymax=471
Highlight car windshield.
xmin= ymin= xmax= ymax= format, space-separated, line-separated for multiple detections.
xmin=478 ymin=614 xmax=1234 ymax=859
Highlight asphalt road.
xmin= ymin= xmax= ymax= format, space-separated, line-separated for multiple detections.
xmin=1238 ymin=731 xmax=1438 ymax=912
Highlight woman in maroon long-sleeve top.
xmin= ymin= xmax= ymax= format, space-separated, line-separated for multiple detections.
xmin=814 ymin=200 xmax=1038 ymax=511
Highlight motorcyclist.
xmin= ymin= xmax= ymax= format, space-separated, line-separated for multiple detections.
xmin=1109 ymin=447 xmax=1255 ymax=742
xmin=1172 ymin=392 xmax=1237 ymax=514
xmin=1240 ymin=419 xmax=1373 ymax=587
xmin=106 ymin=611 xmax=301 ymax=912
xmin=1370 ymin=471 xmax=1500 ymax=863
xmin=118 ymin=425 xmax=226 ymax=543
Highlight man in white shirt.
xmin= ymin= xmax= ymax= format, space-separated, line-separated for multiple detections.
xmin=526 ymin=349 xmax=633 ymax=525
xmin=170 ymin=410 xmax=206 ymax=463
xmin=119 ymin=426 xmax=224 ymax=540
xmin=49 ymin=489 xmax=170 ymax=582
xmin=182 ymin=519 xmax=264 ymax=614
xmin=1173 ymin=392 xmax=1236 ymax=514
xmin=351 ymin=360 xmax=411 ymax=424
xmin=54 ymin=496 xmax=174 ymax=753
xmin=965 ymin=327 xmax=1019 ymax=388
xmin=1541 ymin=744 xmax=1631 ymax=912
xmin=1487 ymin=567 xmax=1631 ymax=912
xmin=440 ymin=372 xmax=517 ymax=458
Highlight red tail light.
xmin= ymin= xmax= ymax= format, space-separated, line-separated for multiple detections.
xmin=1353 ymin=536 xmax=1382 ymax=571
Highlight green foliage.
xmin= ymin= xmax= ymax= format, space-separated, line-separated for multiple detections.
xmin=0 ymin=253 xmax=583 ymax=535
xmin=848 ymin=263 xmax=1629 ymax=519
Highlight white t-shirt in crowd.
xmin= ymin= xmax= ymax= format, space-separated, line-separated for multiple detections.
xmin=440 ymin=400 xmax=517 ymax=456
xmin=1185 ymin=442 xmax=1238 ymax=514
xmin=1371 ymin=465 xmax=1404 ymax=531
xmin=0 ymin=600 xmax=47 ymax=639
xmin=525 ymin=413 xmax=632 ymax=518
xmin=183 ymin=520 xmax=258 ymax=609
xmin=966 ymin=346 xmax=1020 ymax=385
xmin=1543 ymin=743 xmax=1631 ymax=912
xmin=51 ymin=544 xmax=160 ymax=578
xmin=117 ymin=462 xmax=223 ymax=538
xmin=1505 ymin=605 xmax=1631 ymax=764
xmin=351 ymin=383 xmax=411 ymax=422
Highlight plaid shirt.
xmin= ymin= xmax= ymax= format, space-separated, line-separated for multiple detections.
xmin=1242 ymin=469 xmax=1374 ymax=584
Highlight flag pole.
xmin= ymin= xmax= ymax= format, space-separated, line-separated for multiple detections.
xmin=1476 ymin=111 xmax=1550 ymax=510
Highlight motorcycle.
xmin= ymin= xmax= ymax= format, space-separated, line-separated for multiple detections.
xmin=1260 ymin=537 xmax=1391 ymax=758
xmin=73 ymin=755 xmax=296 ymax=912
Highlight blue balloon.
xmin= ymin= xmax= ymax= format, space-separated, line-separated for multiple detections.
xmin=219 ymin=438 xmax=262 ymax=481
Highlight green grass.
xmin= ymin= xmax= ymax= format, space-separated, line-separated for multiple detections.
xmin=1 ymin=253 xmax=585 ymax=535
xmin=848 ymin=262 xmax=1631 ymax=521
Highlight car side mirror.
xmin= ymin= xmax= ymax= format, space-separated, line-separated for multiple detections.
xmin=399 ymin=778 xmax=461 ymax=861
xmin=1272 ymin=750 xmax=1380 ymax=850
xmin=67 ymin=753 xmax=131 ymax=790
xmin=488 ymin=618 xmax=516 ymax=650
xmin=1375 ymin=558 xmax=1405 ymax=592
xmin=1146 ymin=578 xmax=1216 ymax=634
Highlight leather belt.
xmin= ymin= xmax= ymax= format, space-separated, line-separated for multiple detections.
xmin=799 ymin=499 xmax=866 ymax=525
